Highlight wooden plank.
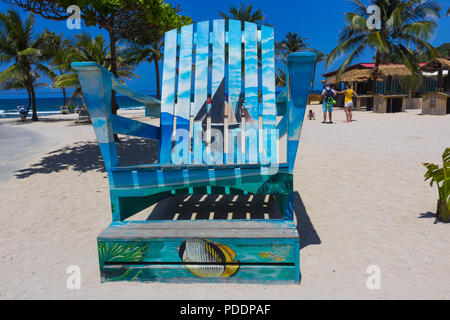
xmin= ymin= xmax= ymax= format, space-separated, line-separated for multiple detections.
xmin=98 ymin=237 xmax=296 ymax=264
xmin=100 ymin=264 xmax=298 ymax=284
xmin=159 ymin=29 xmax=178 ymax=164
xmin=244 ymin=22 xmax=259 ymax=164
xmin=99 ymin=227 xmax=297 ymax=239
xmin=192 ymin=21 xmax=210 ymax=164
xmin=103 ymin=219 xmax=296 ymax=230
xmin=71 ymin=64 xmax=118 ymax=169
xmin=173 ymin=24 xmax=193 ymax=165
xmin=227 ymin=20 xmax=242 ymax=164
xmin=111 ymin=115 xmax=160 ymax=140
xmin=261 ymin=25 xmax=277 ymax=165
xmin=211 ymin=19 xmax=226 ymax=165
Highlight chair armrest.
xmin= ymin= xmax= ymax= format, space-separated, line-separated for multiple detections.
xmin=72 ymin=62 xmax=161 ymax=115
xmin=285 ymin=51 xmax=317 ymax=171
xmin=71 ymin=62 xmax=162 ymax=170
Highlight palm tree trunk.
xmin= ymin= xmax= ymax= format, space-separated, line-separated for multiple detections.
xmin=59 ymin=70 xmax=67 ymax=105
xmin=108 ymin=27 xmax=119 ymax=115
xmin=154 ymin=58 xmax=161 ymax=99
xmin=25 ymin=87 xmax=31 ymax=114
xmin=62 ymin=88 xmax=67 ymax=105
xmin=67 ymin=86 xmax=81 ymax=106
xmin=30 ymin=83 xmax=38 ymax=121
xmin=107 ymin=26 xmax=120 ymax=142
xmin=375 ymin=50 xmax=381 ymax=66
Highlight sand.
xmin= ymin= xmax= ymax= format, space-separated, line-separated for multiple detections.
xmin=0 ymin=106 xmax=449 ymax=299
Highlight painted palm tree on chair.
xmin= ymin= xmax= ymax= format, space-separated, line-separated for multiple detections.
xmin=326 ymin=0 xmax=441 ymax=88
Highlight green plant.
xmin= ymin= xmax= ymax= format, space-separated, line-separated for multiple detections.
xmin=423 ymin=148 xmax=450 ymax=222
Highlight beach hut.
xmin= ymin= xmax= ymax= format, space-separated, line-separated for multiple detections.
xmin=323 ymin=63 xmax=415 ymax=112
xmin=421 ymin=58 xmax=450 ymax=115
xmin=372 ymin=65 xmax=411 ymax=113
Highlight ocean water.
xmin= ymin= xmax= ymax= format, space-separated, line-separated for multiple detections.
xmin=0 ymin=90 xmax=322 ymax=119
xmin=0 ymin=96 xmax=148 ymax=119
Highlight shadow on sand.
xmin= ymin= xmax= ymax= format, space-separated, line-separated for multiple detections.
xmin=293 ymin=192 xmax=321 ymax=249
xmin=14 ymin=135 xmax=320 ymax=246
xmin=418 ymin=211 xmax=449 ymax=224
xmin=15 ymin=137 xmax=159 ymax=179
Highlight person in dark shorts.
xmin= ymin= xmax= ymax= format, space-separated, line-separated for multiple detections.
xmin=321 ymin=83 xmax=336 ymax=123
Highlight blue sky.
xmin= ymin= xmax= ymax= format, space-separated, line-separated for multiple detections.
xmin=0 ymin=0 xmax=449 ymax=99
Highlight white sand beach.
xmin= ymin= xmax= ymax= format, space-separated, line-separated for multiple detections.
xmin=0 ymin=105 xmax=449 ymax=299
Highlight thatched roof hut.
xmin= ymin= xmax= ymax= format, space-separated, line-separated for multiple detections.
xmin=375 ymin=64 xmax=412 ymax=77
xmin=326 ymin=64 xmax=416 ymax=84
xmin=327 ymin=68 xmax=373 ymax=84
xmin=421 ymin=58 xmax=450 ymax=73
xmin=420 ymin=58 xmax=450 ymax=92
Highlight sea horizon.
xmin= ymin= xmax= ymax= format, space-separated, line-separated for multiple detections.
xmin=0 ymin=95 xmax=154 ymax=119
xmin=0 ymin=90 xmax=325 ymax=118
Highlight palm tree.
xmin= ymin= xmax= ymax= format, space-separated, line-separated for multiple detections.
xmin=326 ymin=0 xmax=441 ymax=86
xmin=123 ymin=37 xmax=163 ymax=99
xmin=0 ymin=10 xmax=50 ymax=121
xmin=54 ymin=33 xmax=137 ymax=107
xmin=218 ymin=3 xmax=266 ymax=27
xmin=276 ymin=33 xmax=309 ymax=61
xmin=275 ymin=32 xmax=311 ymax=87
xmin=1 ymin=73 xmax=47 ymax=112
xmin=39 ymin=30 xmax=72 ymax=105
xmin=311 ymin=50 xmax=327 ymax=90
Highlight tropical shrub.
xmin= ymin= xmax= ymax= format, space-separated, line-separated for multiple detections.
xmin=423 ymin=148 xmax=450 ymax=222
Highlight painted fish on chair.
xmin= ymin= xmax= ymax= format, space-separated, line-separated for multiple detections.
xmin=178 ymin=239 xmax=240 ymax=278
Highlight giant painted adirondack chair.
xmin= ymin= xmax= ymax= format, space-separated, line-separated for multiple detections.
xmin=73 ymin=19 xmax=316 ymax=284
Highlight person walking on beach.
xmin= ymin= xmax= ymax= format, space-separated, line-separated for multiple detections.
xmin=338 ymin=83 xmax=358 ymax=123
xmin=16 ymin=104 xmax=26 ymax=122
xmin=321 ymin=83 xmax=336 ymax=123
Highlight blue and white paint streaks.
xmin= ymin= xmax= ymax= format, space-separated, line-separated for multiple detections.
xmin=193 ymin=21 xmax=210 ymax=164
xmin=160 ymin=29 xmax=178 ymax=164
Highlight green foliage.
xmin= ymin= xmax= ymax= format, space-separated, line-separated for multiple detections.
xmin=275 ymin=32 xmax=326 ymax=88
xmin=218 ymin=3 xmax=266 ymax=26
xmin=418 ymin=43 xmax=450 ymax=61
xmin=0 ymin=9 xmax=55 ymax=120
xmin=423 ymin=148 xmax=450 ymax=222
xmin=326 ymin=0 xmax=441 ymax=89
xmin=52 ymin=33 xmax=136 ymax=105
xmin=98 ymin=242 xmax=148 ymax=281
xmin=98 ymin=242 xmax=148 ymax=264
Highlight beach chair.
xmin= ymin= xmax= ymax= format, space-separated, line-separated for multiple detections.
xmin=72 ymin=19 xmax=316 ymax=284
xmin=59 ymin=105 xmax=70 ymax=114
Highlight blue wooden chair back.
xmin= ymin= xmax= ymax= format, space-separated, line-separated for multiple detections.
xmin=160 ymin=20 xmax=278 ymax=166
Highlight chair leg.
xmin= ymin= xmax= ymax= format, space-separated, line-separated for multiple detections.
xmin=273 ymin=193 xmax=295 ymax=222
